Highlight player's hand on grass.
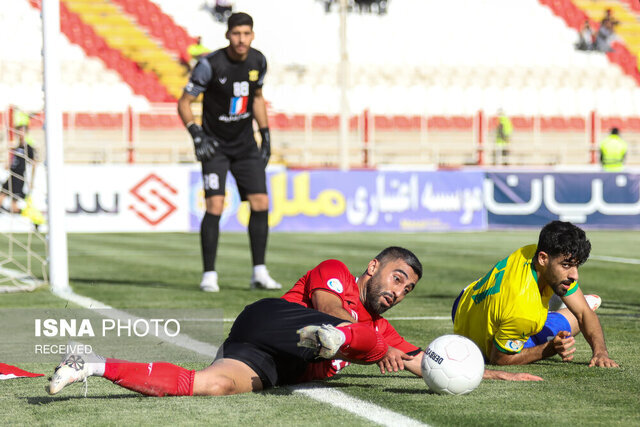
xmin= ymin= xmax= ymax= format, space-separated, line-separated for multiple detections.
xmin=378 ymin=346 xmax=413 ymax=374
xmin=259 ymin=128 xmax=271 ymax=167
xmin=188 ymin=123 xmax=218 ymax=161
xmin=552 ymin=330 xmax=576 ymax=362
xmin=506 ymin=372 xmax=544 ymax=381
xmin=483 ymin=370 xmax=543 ymax=381
xmin=589 ymin=352 xmax=619 ymax=368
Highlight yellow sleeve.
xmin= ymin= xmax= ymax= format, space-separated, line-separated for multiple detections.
xmin=493 ymin=316 xmax=538 ymax=354
xmin=565 ymin=281 xmax=579 ymax=296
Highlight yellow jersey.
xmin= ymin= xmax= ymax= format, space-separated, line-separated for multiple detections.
xmin=453 ymin=244 xmax=579 ymax=359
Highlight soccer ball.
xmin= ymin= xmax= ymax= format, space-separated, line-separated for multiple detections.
xmin=421 ymin=334 xmax=484 ymax=395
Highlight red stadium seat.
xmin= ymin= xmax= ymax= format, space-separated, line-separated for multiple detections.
xmin=511 ymin=116 xmax=533 ymax=130
xmin=374 ymin=115 xmax=392 ymax=130
xmin=567 ymin=117 xmax=586 ymax=130
xmin=391 ymin=115 xmax=421 ymax=130
xmin=601 ymin=117 xmax=624 ymax=131
xmin=97 ymin=113 xmax=123 ymax=128
xmin=349 ymin=116 xmax=359 ymax=131
xmin=271 ymin=113 xmax=307 ymax=131
xmin=451 ymin=116 xmax=473 ymax=130
xmin=487 ymin=117 xmax=499 ymax=130
xmin=75 ymin=114 xmax=99 ymax=128
xmin=312 ymin=115 xmax=339 ymax=130
xmin=540 ymin=117 xmax=568 ymax=131
xmin=271 ymin=113 xmax=290 ymax=130
xmin=392 ymin=115 xmax=410 ymax=130
xmin=624 ymin=117 xmax=640 ymax=131
xmin=290 ymin=115 xmax=306 ymax=130
xmin=428 ymin=116 xmax=452 ymax=130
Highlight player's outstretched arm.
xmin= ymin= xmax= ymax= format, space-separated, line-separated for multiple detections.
xmin=489 ymin=340 xmax=559 ymax=365
xmin=377 ymin=346 xmax=417 ymax=375
xmin=387 ymin=350 xmax=543 ymax=381
xmin=482 ymin=369 xmax=543 ymax=381
xmin=564 ymin=290 xmax=619 ymax=368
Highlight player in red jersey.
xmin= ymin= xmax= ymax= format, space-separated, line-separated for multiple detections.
xmin=48 ymin=247 xmax=541 ymax=397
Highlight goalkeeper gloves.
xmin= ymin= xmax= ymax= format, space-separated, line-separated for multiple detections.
xmin=188 ymin=123 xmax=218 ymax=162
xmin=259 ymin=127 xmax=271 ymax=167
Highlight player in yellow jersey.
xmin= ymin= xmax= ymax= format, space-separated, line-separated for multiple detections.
xmin=452 ymin=221 xmax=618 ymax=368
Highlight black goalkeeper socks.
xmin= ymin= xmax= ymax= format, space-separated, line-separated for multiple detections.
xmin=200 ymin=212 xmax=221 ymax=272
xmin=248 ymin=209 xmax=269 ymax=266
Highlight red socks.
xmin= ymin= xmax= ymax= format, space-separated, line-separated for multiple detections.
xmin=104 ymin=359 xmax=195 ymax=397
xmin=337 ymin=323 xmax=388 ymax=363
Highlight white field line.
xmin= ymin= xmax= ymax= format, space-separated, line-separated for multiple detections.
xmin=291 ymin=383 xmax=428 ymax=427
xmin=51 ymin=287 xmax=427 ymax=427
xmin=590 ymin=255 xmax=640 ymax=265
xmin=51 ymin=288 xmax=219 ymax=357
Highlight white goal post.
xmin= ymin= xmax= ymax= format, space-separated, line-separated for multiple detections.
xmin=42 ymin=0 xmax=70 ymax=293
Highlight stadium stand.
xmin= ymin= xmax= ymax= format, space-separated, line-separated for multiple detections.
xmin=0 ymin=0 xmax=150 ymax=112
xmin=1 ymin=0 xmax=639 ymax=166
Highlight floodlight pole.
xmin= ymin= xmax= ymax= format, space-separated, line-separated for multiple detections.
xmin=338 ymin=0 xmax=350 ymax=171
xmin=42 ymin=0 xmax=70 ymax=292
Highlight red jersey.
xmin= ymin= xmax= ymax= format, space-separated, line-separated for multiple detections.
xmin=281 ymin=259 xmax=420 ymax=381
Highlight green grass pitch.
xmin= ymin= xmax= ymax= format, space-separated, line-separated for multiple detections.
xmin=1 ymin=230 xmax=639 ymax=426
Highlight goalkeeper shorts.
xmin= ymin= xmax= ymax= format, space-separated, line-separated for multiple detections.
xmin=200 ymin=132 xmax=266 ymax=200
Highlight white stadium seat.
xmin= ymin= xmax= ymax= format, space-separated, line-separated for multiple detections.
xmin=1 ymin=0 xmax=638 ymax=116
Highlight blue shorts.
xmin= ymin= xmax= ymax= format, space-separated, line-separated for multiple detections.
xmin=523 ymin=311 xmax=571 ymax=348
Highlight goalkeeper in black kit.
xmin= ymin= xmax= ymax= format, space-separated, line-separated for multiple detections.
xmin=178 ymin=12 xmax=280 ymax=292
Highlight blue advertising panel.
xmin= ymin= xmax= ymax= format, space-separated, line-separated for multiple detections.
xmin=190 ymin=170 xmax=487 ymax=232
xmin=485 ymin=172 xmax=640 ymax=228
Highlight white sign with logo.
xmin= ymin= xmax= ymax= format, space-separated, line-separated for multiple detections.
xmin=59 ymin=165 xmax=195 ymax=232
xmin=0 ymin=164 xmax=197 ymax=233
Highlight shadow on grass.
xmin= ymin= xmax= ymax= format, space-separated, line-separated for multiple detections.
xmin=70 ymin=277 xmax=181 ymax=290
xmin=331 ymin=373 xmax=416 ymax=380
xmin=383 ymin=387 xmax=431 ymax=394
xmin=27 ymin=394 xmax=140 ymax=404
xmin=598 ymin=300 xmax=640 ymax=317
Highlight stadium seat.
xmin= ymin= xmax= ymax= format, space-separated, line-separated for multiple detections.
xmin=75 ymin=113 xmax=100 ymax=128
xmin=97 ymin=113 xmax=123 ymax=128
xmin=428 ymin=116 xmax=452 ymax=130
xmin=451 ymin=116 xmax=473 ymax=130
xmin=567 ymin=117 xmax=586 ymax=130
xmin=540 ymin=117 xmax=568 ymax=131
xmin=271 ymin=113 xmax=290 ymax=130
xmin=312 ymin=115 xmax=339 ymax=130
xmin=374 ymin=116 xmax=393 ymax=130
xmin=392 ymin=116 xmax=420 ymax=130
xmin=601 ymin=117 xmax=625 ymax=131
xmin=625 ymin=117 xmax=640 ymax=131
xmin=511 ymin=116 xmax=534 ymax=131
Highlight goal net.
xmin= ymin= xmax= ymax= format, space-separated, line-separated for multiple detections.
xmin=0 ymin=108 xmax=48 ymax=293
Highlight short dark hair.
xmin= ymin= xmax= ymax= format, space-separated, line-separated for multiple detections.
xmin=611 ymin=127 xmax=620 ymax=135
xmin=375 ymin=246 xmax=423 ymax=280
xmin=535 ymin=221 xmax=591 ymax=265
xmin=227 ymin=12 xmax=253 ymax=31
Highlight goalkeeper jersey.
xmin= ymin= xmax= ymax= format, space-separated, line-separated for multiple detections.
xmin=453 ymin=244 xmax=579 ymax=359
xmin=184 ymin=47 xmax=266 ymax=142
